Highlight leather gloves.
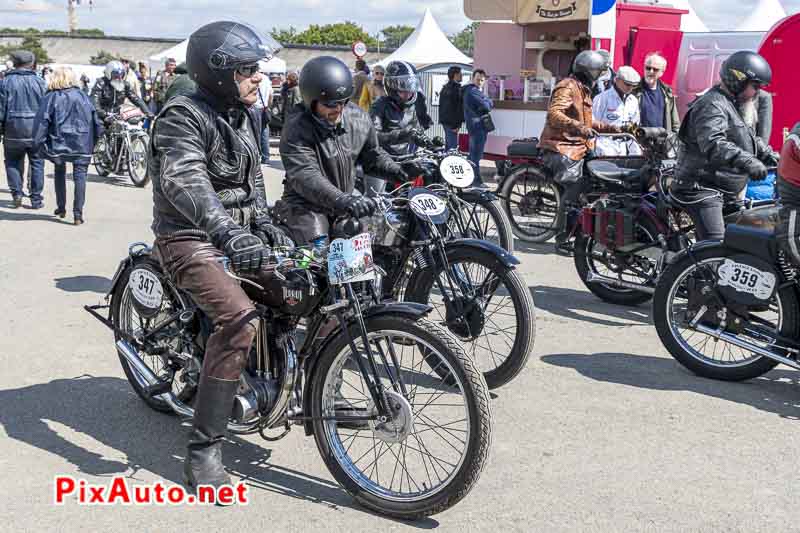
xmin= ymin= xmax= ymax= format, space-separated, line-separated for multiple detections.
xmin=742 ymin=157 xmax=768 ymax=180
xmin=762 ymin=151 xmax=780 ymax=167
xmin=213 ymin=227 xmax=271 ymax=273
xmin=402 ymin=160 xmax=427 ymax=178
xmin=254 ymin=223 xmax=294 ymax=249
xmin=334 ymin=193 xmax=378 ymax=218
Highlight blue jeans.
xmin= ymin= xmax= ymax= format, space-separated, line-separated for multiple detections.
xmin=467 ymin=129 xmax=488 ymax=181
xmin=54 ymin=161 xmax=89 ymax=218
xmin=444 ymin=128 xmax=459 ymax=151
xmin=260 ymin=124 xmax=270 ymax=163
xmin=4 ymin=145 xmax=45 ymax=205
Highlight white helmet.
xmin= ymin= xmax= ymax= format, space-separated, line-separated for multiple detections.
xmin=104 ymin=60 xmax=126 ymax=91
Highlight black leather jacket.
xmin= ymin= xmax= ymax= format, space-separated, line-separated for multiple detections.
xmin=273 ymin=102 xmax=403 ymax=243
xmin=90 ymin=78 xmax=149 ymax=119
xmin=674 ymin=86 xmax=775 ymax=189
xmin=149 ymin=90 xmax=269 ymax=240
xmin=370 ymin=96 xmax=421 ymax=157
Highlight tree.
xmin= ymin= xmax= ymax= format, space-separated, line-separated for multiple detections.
xmin=90 ymin=49 xmax=121 ymax=66
xmin=270 ymin=26 xmax=299 ymax=44
xmin=0 ymin=34 xmax=51 ymax=65
xmin=380 ymin=25 xmax=414 ymax=49
xmin=292 ymin=21 xmax=377 ymax=47
xmin=0 ymin=27 xmax=104 ymax=36
xmin=450 ymin=22 xmax=479 ymax=56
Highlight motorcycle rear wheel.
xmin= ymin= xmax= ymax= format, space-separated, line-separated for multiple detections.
xmin=311 ymin=315 xmax=492 ymax=519
xmin=127 ymin=135 xmax=150 ymax=187
xmin=500 ymin=165 xmax=559 ymax=243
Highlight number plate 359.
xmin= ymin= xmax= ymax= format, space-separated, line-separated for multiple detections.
xmin=717 ymin=259 xmax=776 ymax=301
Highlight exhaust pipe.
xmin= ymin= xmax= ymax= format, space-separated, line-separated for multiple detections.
xmin=693 ymin=324 xmax=800 ymax=370
xmin=115 ymin=340 xmax=193 ymax=417
xmin=585 ymin=271 xmax=655 ymax=295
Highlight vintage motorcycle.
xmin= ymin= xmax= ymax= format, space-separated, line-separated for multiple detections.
xmin=367 ymin=183 xmax=536 ymax=389
xmin=92 ymin=106 xmax=150 ymax=187
xmin=85 ymin=222 xmax=492 ymax=519
xmin=652 ymin=204 xmax=800 ymax=381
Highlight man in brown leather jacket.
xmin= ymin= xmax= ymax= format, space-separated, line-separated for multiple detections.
xmin=540 ymin=50 xmax=620 ymax=252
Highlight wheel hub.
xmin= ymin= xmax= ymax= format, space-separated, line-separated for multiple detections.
xmin=368 ymin=391 xmax=414 ymax=444
xmin=445 ymin=296 xmax=485 ymax=340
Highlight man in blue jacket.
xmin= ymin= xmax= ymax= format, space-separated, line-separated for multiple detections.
xmin=0 ymin=50 xmax=47 ymax=208
xmin=463 ymin=69 xmax=493 ymax=187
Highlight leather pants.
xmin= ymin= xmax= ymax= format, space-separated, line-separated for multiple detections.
xmin=154 ymin=235 xmax=257 ymax=380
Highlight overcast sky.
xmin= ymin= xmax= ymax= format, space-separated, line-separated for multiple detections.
xmin=2 ymin=0 xmax=799 ymax=38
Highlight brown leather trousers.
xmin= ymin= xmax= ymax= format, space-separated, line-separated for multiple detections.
xmin=153 ymin=235 xmax=257 ymax=380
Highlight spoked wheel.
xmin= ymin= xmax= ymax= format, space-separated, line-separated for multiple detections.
xmin=446 ymin=197 xmax=514 ymax=252
xmin=311 ymin=315 xmax=492 ymax=519
xmin=653 ymin=246 xmax=798 ymax=381
xmin=93 ymin=137 xmax=112 ymax=177
xmin=573 ymin=217 xmax=660 ymax=306
xmin=405 ymin=246 xmax=536 ymax=389
xmin=127 ymin=135 xmax=150 ymax=187
xmin=111 ymin=256 xmax=201 ymax=412
xmin=500 ymin=165 xmax=559 ymax=243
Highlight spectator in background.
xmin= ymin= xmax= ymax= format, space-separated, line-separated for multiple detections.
xmin=163 ymin=62 xmax=196 ymax=102
xmin=120 ymin=58 xmax=141 ymax=98
xmin=256 ymin=68 xmax=273 ymax=164
xmin=438 ymin=66 xmax=464 ymax=151
xmin=32 ymin=67 xmax=103 ymax=225
xmin=359 ymin=64 xmax=386 ymax=111
xmin=633 ymin=52 xmax=680 ymax=133
xmin=79 ymin=73 xmax=91 ymax=94
xmin=593 ymin=49 xmax=615 ymax=98
xmin=281 ymin=71 xmax=302 ymax=125
xmin=153 ymin=57 xmax=177 ymax=112
xmin=0 ymin=50 xmax=47 ymax=209
xmin=463 ymin=68 xmax=493 ymax=187
xmin=353 ymin=59 xmax=369 ymax=110
xmin=592 ymin=65 xmax=642 ymax=156
xmin=748 ymin=89 xmax=773 ymax=143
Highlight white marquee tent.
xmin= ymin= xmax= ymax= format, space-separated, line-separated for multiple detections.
xmin=736 ymin=0 xmax=787 ymax=31
xmin=374 ymin=8 xmax=473 ymax=69
xmin=149 ymin=40 xmax=287 ymax=74
xmin=671 ymin=0 xmax=710 ymax=33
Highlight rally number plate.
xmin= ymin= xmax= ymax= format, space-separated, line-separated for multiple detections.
xmin=717 ymin=259 xmax=776 ymax=301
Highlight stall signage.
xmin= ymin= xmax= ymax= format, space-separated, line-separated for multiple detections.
xmin=537 ymin=0 xmax=577 ymax=19
xmin=516 ymin=0 xmax=590 ymax=23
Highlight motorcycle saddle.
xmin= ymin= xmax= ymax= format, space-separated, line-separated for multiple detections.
xmin=507 ymin=138 xmax=540 ymax=158
xmin=723 ymin=205 xmax=780 ymax=259
xmin=586 ymin=159 xmax=644 ymax=183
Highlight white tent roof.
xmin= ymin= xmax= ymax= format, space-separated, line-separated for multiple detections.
xmin=670 ymin=0 xmax=710 ymax=32
xmin=736 ymin=0 xmax=787 ymax=31
xmin=375 ymin=8 xmax=473 ymax=68
xmin=149 ymin=39 xmax=286 ymax=73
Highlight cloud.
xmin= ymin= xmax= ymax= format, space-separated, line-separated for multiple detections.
xmin=0 ymin=0 xmax=55 ymax=13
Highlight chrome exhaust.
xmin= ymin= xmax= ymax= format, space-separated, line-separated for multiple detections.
xmin=693 ymin=324 xmax=800 ymax=370
xmin=585 ymin=271 xmax=656 ymax=295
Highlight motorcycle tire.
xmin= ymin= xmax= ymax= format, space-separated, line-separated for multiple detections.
xmin=653 ymin=245 xmax=796 ymax=381
xmin=573 ymin=215 xmax=660 ymax=306
xmin=111 ymin=255 xmax=198 ymax=412
xmin=93 ymin=138 xmax=112 ymax=177
xmin=499 ymin=164 xmax=560 ymax=243
xmin=449 ymin=197 xmax=514 ymax=253
xmin=404 ymin=245 xmax=536 ymax=389
xmin=311 ymin=315 xmax=492 ymax=519
xmin=127 ymin=135 xmax=150 ymax=187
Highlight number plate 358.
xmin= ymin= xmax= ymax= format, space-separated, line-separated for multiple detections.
xmin=717 ymin=259 xmax=776 ymax=301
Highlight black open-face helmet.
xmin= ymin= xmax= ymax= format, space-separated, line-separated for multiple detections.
xmin=299 ymin=56 xmax=354 ymax=108
xmin=572 ymin=50 xmax=607 ymax=88
xmin=186 ymin=21 xmax=281 ymax=106
xmin=720 ymin=51 xmax=772 ymax=95
xmin=384 ymin=60 xmax=419 ymax=108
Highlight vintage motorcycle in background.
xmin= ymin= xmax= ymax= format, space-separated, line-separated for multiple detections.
xmin=85 ymin=220 xmax=492 ymax=519
xmin=92 ymin=104 xmax=150 ymax=187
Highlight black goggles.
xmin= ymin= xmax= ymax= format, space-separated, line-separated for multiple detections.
xmin=319 ymin=99 xmax=349 ymax=109
xmin=235 ymin=63 xmax=261 ymax=78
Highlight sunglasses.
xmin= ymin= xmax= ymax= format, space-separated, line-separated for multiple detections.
xmin=374 ymin=72 xmax=385 ymax=76
xmin=645 ymin=66 xmax=663 ymax=73
xmin=319 ymin=99 xmax=349 ymax=109
xmin=235 ymin=63 xmax=261 ymax=78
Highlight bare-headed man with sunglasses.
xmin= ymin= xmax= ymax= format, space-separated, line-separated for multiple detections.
xmin=632 ymin=52 xmax=680 ymax=133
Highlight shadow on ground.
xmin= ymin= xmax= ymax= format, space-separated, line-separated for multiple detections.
xmin=533 ymin=285 xmax=652 ymax=327
xmin=55 ymin=275 xmax=112 ymax=294
xmin=541 ymin=352 xmax=800 ymax=419
xmin=0 ymin=375 xmax=438 ymax=526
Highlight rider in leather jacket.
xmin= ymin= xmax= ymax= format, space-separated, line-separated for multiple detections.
xmin=273 ymin=56 xmax=407 ymax=245
xmin=670 ymin=51 xmax=779 ymax=241
xmin=91 ymin=60 xmax=150 ymax=122
xmin=370 ymin=60 xmax=428 ymax=157
xmin=148 ymin=21 xmax=289 ymax=494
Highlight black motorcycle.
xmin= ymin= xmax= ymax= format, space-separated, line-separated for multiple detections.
xmin=653 ymin=204 xmax=800 ymax=381
xmin=85 ymin=222 xmax=492 ymax=519
xmin=93 ymin=108 xmax=150 ymax=187
xmin=368 ymin=184 xmax=536 ymax=389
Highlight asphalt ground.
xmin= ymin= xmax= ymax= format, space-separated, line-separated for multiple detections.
xmin=0 ymin=158 xmax=798 ymax=532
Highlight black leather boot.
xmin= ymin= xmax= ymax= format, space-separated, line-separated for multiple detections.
xmin=184 ymin=375 xmax=238 ymax=492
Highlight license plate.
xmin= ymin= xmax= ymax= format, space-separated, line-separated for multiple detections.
xmin=327 ymin=233 xmax=378 ymax=285
xmin=439 ymin=155 xmax=475 ymax=188
xmin=717 ymin=259 xmax=776 ymax=300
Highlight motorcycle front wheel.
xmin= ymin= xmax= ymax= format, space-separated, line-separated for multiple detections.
xmin=499 ymin=165 xmax=559 ymax=243
xmin=446 ymin=197 xmax=514 ymax=253
xmin=127 ymin=135 xmax=150 ymax=187
xmin=93 ymin=137 xmax=112 ymax=177
xmin=311 ymin=315 xmax=492 ymax=519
